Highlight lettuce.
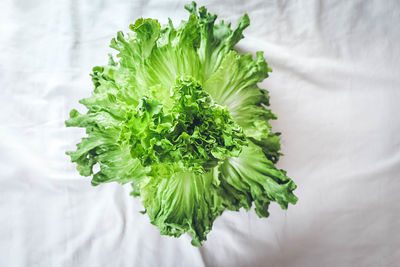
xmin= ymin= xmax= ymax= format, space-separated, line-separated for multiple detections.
xmin=66 ymin=1 xmax=297 ymax=246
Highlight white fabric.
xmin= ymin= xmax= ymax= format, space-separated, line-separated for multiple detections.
xmin=1 ymin=0 xmax=399 ymax=266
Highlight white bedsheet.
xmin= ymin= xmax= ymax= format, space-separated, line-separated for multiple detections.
xmin=1 ymin=0 xmax=399 ymax=266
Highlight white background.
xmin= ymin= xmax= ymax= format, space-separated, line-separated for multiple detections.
xmin=1 ymin=0 xmax=400 ymax=266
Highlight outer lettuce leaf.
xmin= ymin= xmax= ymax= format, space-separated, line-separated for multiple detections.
xmin=218 ymin=142 xmax=297 ymax=217
xmin=139 ymin=169 xmax=223 ymax=246
xmin=66 ymin=1 xmax=297 ymax=246
xmin=204 ymin=51 xmax=281 ymax=163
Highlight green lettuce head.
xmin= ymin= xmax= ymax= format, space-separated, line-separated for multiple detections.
xmin=66 ymin=1 xmax=297 ymax=246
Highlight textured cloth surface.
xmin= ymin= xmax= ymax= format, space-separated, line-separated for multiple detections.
xmin=1 ymin=0 xmax=399 ymax=266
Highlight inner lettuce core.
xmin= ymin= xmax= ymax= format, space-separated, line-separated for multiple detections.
xmin=121 ymin=76 xmax=247 ymax=174
xmin=66 ymin=1 xmax=298 ymax=246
